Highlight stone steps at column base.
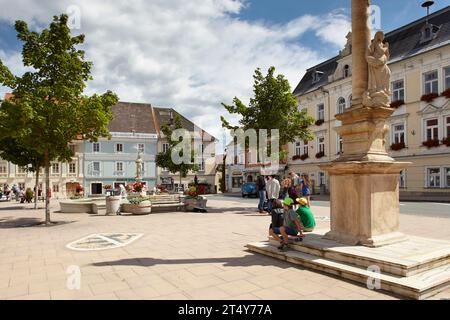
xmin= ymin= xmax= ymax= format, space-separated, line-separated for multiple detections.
xmin=246 ymin=241 xmax=450 ymax=300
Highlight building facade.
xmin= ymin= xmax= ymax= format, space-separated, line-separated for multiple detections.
xmin=289 ymin=6 xmax=450 ymax=199
xmin=83 ymin=102 xmax=158 ymax=196
xmin=153 ymin=107 xmax=217 ymax=192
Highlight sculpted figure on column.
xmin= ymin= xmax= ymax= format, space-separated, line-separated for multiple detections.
xmin=363 ymin=31 xmax=391 ymax=107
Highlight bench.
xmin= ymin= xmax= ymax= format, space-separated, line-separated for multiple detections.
xmin=148 ymin=194 xmax=185 ymax=212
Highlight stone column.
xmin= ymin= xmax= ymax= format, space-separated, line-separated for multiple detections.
xmin=319 ymin=0 xmax=410 ymax=247
xmin=351 ymin=0 xmax=371 ymax=107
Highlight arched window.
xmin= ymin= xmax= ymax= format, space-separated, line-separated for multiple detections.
xmin=344 ymin=65 xmax=350 ymax=78
xmin=348 ymin=94 xmax=352 ymax=108
xmin=337 ymin=97 xmax=346 ymax=114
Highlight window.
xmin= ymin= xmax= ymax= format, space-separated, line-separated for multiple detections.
xmin=69 ymin=163 xmax=76 ymax=174
xmin=18 ymin=183 xmax=25 ymax=190
xmin=318 ymin=172 xmax=326 ymax=186
xmin=446 ymin=117 xmax=450 ymax=138
xmin=0 ymin=163 xmax=7 ymax=175
xmin=317 ymin=104 xmax=325 ymax=120
xmin=423 ymin=70 xmax=438 ymax=95
xmin=392 ymin=79 xmax=405 ymax=102
xmin=343 ymin=65 xmax=350 ymax=78
xmin=445 ymin=168 xmax=450 ymax=188
xmin=337 ymin=135 xmax=343 ymax=154
xmin=52 ymin=184 xmax=59 ymax=193
xmin=51 ymin=163 xmax=60 ymax=174
xmin=337 ymin=97 xmax=346 ymax=114
xmin=427 ymin=168 xmax=441 ymax=188
xmin=444 ymin=67 xmax=450 ymax=90
xmin=199 ymin=160 xmax=205 ymax=172
xmin=303 ymin=141 xmax=309 ymax=156
xmin=93 ymin=162 xmax=100 ymax=173
xmin=17 ymin=166 xmax=27 ymax=174
xmin=295 ymin=142 xmax=302 ymax=156
xmin=312 ymin=71 xmax=323 ymax=83
xmin=93 ymin=143 xmax=100 ymax=153
xmin=392 ymin=123 xmax=405 ymax=144
xmin=400 ymin=170 xmax=406 ymax=189
xmin=69 ymin=144 xmax=76 ymax=154
xmin=425 ymin=119 xmax=439 ymax=140
xmin=162 ymin=143 xmax=169 ymax=153
xmin=317 ymin=136 xmax=325 ymax=154
xmin=116 ymin=143 xmax=123 ymax=153
xmin=116 ymin=162 xmax=124 ymax=172
xmin=138 ymin=143 xmax=145 ymax=153
xmin=232 ymin=177 xmax=243 ymax=189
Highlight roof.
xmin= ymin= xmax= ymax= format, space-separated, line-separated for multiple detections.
xmin=153 ymin=107 xmax=216 ymax=141
xmin=293 ymin=5 xmax=450 ymax=97
xmin=109 ymin=102 xmax=157 ymax=134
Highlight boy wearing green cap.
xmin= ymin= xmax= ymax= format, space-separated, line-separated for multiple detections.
xmin=269 ymin=197 xmax=303 ymax=252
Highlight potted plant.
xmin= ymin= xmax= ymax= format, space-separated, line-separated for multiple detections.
xmin=315 ymin=151 xmax=325 ymax=159
xmin=442 ymin=137 xmax=450 ymax=147
xmin=183 ymin=186 xmax=207 ymax=211
xmin=300 ymin=154 xmax=309 ymax=161
xmin=422 ymin=139 xmax=441 ymax=148
xmin=390 ymin=100 xmax=405 ymax=109
xmin=390 ymin=141 xmax=406 ymax=151
xmin=25 ymin=188 xmax=34 ymax=203
xmin=315 ymin=119 xmax=325 ymax=126
xmin=122 ymin=196 xmax=152 ymax=215
xmin=441 ymin=88 xmax=450 ymax=99
xmin=421 ymin=93 xmax=439 ymax=103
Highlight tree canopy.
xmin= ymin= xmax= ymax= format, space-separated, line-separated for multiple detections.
xmin=0 ymin=14 xmax=119 ymax=223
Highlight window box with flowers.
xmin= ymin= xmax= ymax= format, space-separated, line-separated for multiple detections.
xmin=315 ymin=152 xmax=325 ymax=159
xmin=443 ymin=137 xmax=450 ymax=147
xmin=390 ymin=100 xmax=405 ymax=109
xmin=390 ymin=142 xmax=406 ymax=151
xmin=420 ymin=93 xmax=439 ymax=103
xmin=422 ymin=139 xmax=441 ymax=148
xmin=315 ymin=119 xmax=325 ymax=126
xmin=441 ymin=88 xmax=450 ymax=99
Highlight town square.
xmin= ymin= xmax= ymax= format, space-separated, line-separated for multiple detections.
xmin=0 ymin=0 xmax=450 ymax=306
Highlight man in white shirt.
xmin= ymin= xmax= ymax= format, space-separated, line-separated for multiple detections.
xmin=266 ymin=175 xmax=280 ymax=212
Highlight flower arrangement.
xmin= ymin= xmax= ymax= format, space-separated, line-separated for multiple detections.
xmin=128 ymin=196 xmax=150 ymax=205
xmin=186 ymin=186 xmax=198 ymax=198
xmin=421 ymin=93 xmax=439 ymax=103
xmin=300 ymin=154 xmax=309 ymax=161
xmin=441 ymin=88 xmax=450 ymax=99
xmin=390 ymin=142 xmax=406 ymax=151
xmin=126 ymin=183 xmax=144 ymax=193
xmin=75 ymin=183 xmax=84 ymax=194
xmin=315 ymin=119 xmax=325 ymax=126
xmin=315 ymin=151 xmax=325 ymax=159
xmin=422 ymin=139 xmax=441 ymax=148
xmin=442 ymin=137 xmax=450 ymax=146
xmin=103 ymin=184 xmax=112 ymax=190
xmin=390 ymin=100 xmax=405 ymax=109
xmin=292 ymin=155 xmax=302 ymax=161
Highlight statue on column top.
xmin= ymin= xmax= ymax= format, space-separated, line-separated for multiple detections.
xmin=363 ymin=31 xmax=391 ymax=107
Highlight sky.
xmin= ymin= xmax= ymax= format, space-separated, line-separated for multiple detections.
xmin=0 ymin=0 xmax=448 ymax=152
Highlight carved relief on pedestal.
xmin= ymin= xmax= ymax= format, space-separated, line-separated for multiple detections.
xmin=363 ymin=31 xmax=392 ymax=108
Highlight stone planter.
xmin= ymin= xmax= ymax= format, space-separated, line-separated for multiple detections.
xmin=184 ymin=197 xmax=207 ymax=211
xmin=122 ymin=201 xmax=152 ymax=215
xmin=105 ymin=196 xmax=121 ymax=215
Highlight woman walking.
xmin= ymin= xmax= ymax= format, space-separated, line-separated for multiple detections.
xmin=256 ymin=175 xmax=267 ymax=214
xmin=301 ymin=174 xmax=311 ymax=207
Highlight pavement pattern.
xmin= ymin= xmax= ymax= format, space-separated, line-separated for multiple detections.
xmin=0 ymin=196 xmax=449 ymax=300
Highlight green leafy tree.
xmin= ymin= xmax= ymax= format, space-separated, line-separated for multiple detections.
xmin=0 ymin=14 xmax=119 ymax=224
xmin=156 ymin=115 xmax=199 ymax=188
xmin=221 ymin=66 xmax=315 ymax=161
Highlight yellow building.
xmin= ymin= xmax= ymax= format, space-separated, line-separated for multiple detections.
xmin=289 ymin=6 xmax=450 ymax=200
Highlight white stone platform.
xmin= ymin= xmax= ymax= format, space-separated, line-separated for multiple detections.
xmin=247 ymin=229 xmax=450 ymax=300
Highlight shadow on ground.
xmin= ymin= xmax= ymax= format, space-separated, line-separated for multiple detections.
xmin=92 ymin=254 xmax=290 ymax=269
xmin=0 ymin=217 xmax=75 ymax=229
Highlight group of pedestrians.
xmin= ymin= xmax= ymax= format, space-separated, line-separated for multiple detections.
xmin=256 ymin=172 xmax=311 ymax=214
xmin=255 ymin=172 xmax=316 ymax=251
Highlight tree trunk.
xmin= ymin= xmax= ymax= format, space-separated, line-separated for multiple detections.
xmin=34 ymin=167 xmax=39 ymax=210
xmin=44 ymin=150 xmax=51 ymax=225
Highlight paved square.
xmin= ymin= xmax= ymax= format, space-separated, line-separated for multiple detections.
xmin=0 ymin=195 xmax=449 ymax=300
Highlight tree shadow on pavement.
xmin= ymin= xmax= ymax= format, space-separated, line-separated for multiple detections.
xmin=0 ymin=217 xmax=75 ymax=229
xmin=92 ymin=254 xmax=290 ymax=269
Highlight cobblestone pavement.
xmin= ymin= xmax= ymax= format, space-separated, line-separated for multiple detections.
xmin=0 ymin=196 xmax=449 ymax=300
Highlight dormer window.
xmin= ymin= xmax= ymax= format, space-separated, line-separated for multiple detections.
xmin=344 ymin=65 xmax=350 ymax=78
xmin=420 ymin=23 xmax=440 ymax=43
xmin=312 ymin=71 xmax=324 ymax=84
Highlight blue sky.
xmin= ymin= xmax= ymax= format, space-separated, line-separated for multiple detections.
xmin=0 ymin=0 xmax=448 ymax=149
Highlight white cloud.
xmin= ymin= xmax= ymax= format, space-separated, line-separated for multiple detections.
xmin=0 ymin=0 xmax=351 ymax=152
